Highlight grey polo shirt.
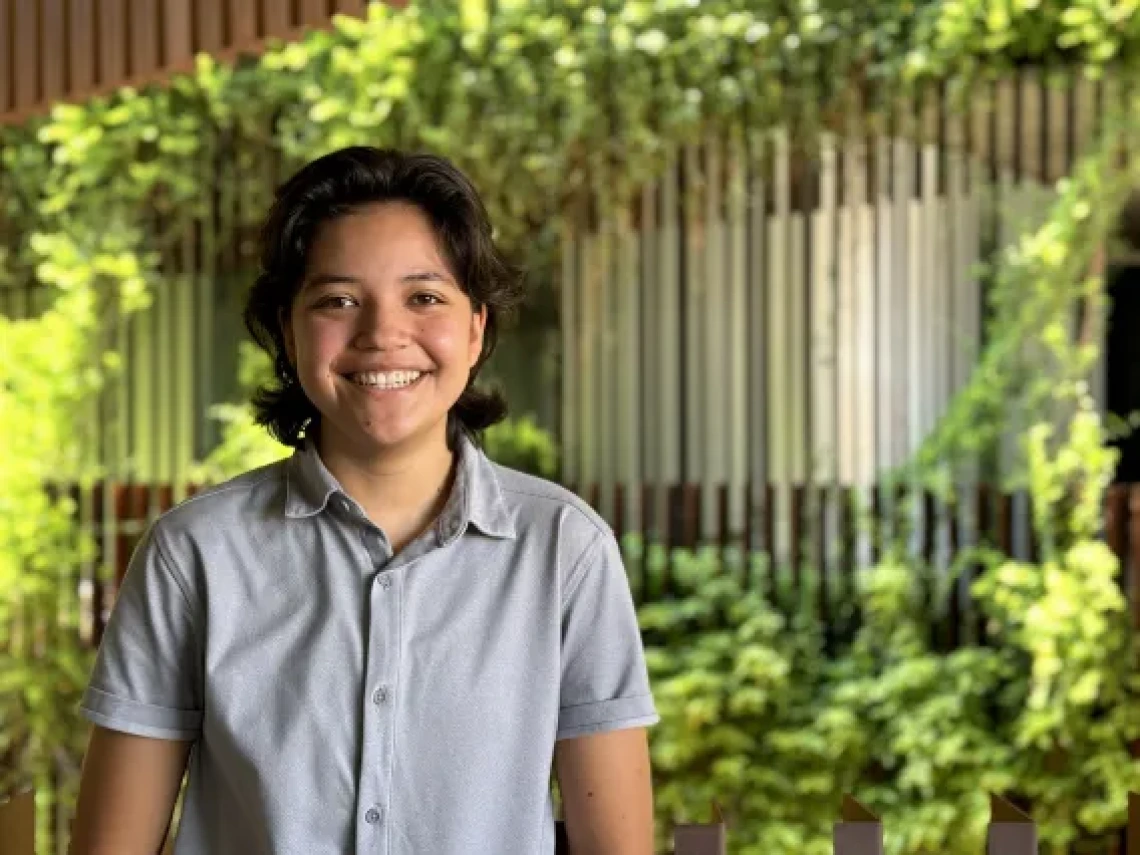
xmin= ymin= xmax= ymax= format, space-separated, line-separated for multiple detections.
xmin=80 ymin=434 xmax=658 ymax=855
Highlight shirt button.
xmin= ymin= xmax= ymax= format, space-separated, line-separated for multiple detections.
xmin=372 ymin=685 xmax=389 ymax=705
xmin=378 ymin=575 xmax=392 ymax=590
xmin=364 ymin=806 xmax=382 ymax=825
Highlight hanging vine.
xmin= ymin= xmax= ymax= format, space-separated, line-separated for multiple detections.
xmin=3 ymin=1 xmax=1140 ymax=852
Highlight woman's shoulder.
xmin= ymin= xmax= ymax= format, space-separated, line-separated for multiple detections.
xmin=487 ymin=463 xmax=612 ymax=540
xmin=150 ymin=459 xmax=290 ymax=542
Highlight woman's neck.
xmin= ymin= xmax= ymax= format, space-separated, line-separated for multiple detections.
xmin=316 ymin=425 xmax=457 ymax=553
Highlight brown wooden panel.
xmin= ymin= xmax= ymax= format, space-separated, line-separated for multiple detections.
xmin=13 ymin=0 xmax=39 ymax=109
xmin=0 ymin=0 xmax=11 ymax=114
xmin=98 ymin=0 xmax=127 ymax=88
xmin=129 ymin=0 xmax=159 ymax=78
xmin=335 ymin=0 xmax=366 ymax=16
xmin=41 ymin=0 xmax=66 ymax=101
xmin=0 ymin=789 xmax=35 ymax=854
xmin=229 ymin=0 xmax=259 ymax=44
xmin=195 ymin=0 xmax=224 ymax=53
xmin=263 ymin=0 xmax=292 ymax=37
xmin=301 ymin=0 xmax=329 ymax=27
xmin=163 ymin=0 xmax=193 ymax=70
xmin=67 ymin=0 xmax=95 ymax=94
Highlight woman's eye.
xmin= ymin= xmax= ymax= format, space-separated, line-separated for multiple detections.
xmin=317 ymin=295 xmax=357 ymax=309
xmin=411 ymin=293 xmax=443 ymax=306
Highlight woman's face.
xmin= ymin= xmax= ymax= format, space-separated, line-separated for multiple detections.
xmin=283 ymin=201 xmax=487 ymax=458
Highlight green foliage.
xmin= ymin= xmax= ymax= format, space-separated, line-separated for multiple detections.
xmin=482 ymin=415 xmax=560 ymax=480
xmin=189 ymin=343 xmax=291 ymax=484
xmin=3 ymin=1 xmax=1140 ymax=852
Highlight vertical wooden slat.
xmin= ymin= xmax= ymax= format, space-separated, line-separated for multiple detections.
xmin=683 ymin=144 xmax=704 ymax=489
xmin=263 ymin=0 xmax=293 ymax=39
xmin=789 ymin=184 xmax=808 ymax=485
xmin=1022 ymin=72 xmax=1043 ymax=183
xmin=769 ymin=129 xmax=791 ymax=490
xmin=597 ymin=211 xmax=615 ymax=523
xmin=98 ymin=0 xmax=127 ymax=88
xmin=560 ymin=225 xmax=579 ymax=486
xmin=727 ymin=134 xmax=748 ymax=540
xmin=173 ymin=223 xmax=195 ymax=503
xmin=578 ymin=230 xmax=598 ymax=492
xmin=748 ymin=138 xmax=768 ymax=537
xmin=195 ymin=0 xmax=224 ymax=54
xmin=660 ymin=151 xmax=681 ymax=490
xmin=129 ymin=0 xmax=159 ymax=79
xmin=769 ymin=128 xmax=792 ymax=564
xmin=616 ymin=208 xmax=640 ymax=536
xmin=837 ymin=126 xmax=857 ymax=485
xmin=876 ymin=130 xmax=894 ymax=474
xmin=1046 ymin=75 xmax=1068 ymax=183
xmin=813 ymin=133 xmax=837 ymax=483
xmin=335 ymin=0 xmax=367 ymax=16
xmin=703 ymin=137 xmax=725 ymax=536
xmin=0 ymin=0 xmax=11 ymax=114
xmin=41 ymin=0 xmax=65 ymax=102
xmin=852 ymin=104 xmax=875 ymax=486
xmin=638 ymin=180 xmax=660 ymax=500
xmin=156 ymin=233 xmax=174 ymax=484
xmin=230 ymin=0 xmax=259 ymax=45
xmin=163 ymin=0 xmax=193 ymax=70
xmin=13 ymin=0 xmax=38 ymax=109
xmin=0 ymin=789 xmax=35 ymax=855
xmin=897 ymin=98 xmax=919 ymax=464
xmin=301 ymin=0 xmax=329 ymax=27
xmin=921 ymin=90 xmax=940 ymax=443
xmin=67 ymin=0 xmax=95 ymax=96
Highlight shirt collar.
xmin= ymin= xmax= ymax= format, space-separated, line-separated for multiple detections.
xmin=284 ymin=433 xmax=516 ymax=541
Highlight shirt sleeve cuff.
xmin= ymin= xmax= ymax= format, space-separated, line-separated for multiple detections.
xmin=80 ymin=686 xmax=202 ymax=742
xmin=556 ymin=694 xmax=660 ymax=740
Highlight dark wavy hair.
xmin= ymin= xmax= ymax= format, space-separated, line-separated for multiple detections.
xmin=243 ymin=147 xmax=525 ymax=449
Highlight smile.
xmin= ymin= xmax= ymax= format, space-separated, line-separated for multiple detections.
xmin=346 ymin=370 xmax=429 ymax=391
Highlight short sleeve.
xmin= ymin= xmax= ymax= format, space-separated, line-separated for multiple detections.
xmin=556 ymin=529 xmax=659 ymax=741
xmin=80 ymin=522 xmax=204 ymax=741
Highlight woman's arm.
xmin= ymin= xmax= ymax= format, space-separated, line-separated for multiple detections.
xmin=69 ymin=725 xmax=192 ymax=855
xmin=554 ymin=727 xmax=655 ymax=855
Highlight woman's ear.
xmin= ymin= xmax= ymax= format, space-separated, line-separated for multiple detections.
xmin=468 ymin=304 xmax=488 ymax=370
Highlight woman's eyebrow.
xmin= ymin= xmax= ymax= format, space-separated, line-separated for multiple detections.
xmin=302 ymin=273 xmax=364 ymax=290
xmin=402 ymin=271 xmax=453 ymax=283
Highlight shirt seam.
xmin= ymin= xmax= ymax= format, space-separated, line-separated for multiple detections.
xmin=556 ymin=712 xmax=660 ymax=735
xmin=177 ymin=467 xmax=279 ymax=509
xmin=561 ymin=531 xmax=604 ymax=612
xmin=499 ymin=486 xmax=610 ymax=540
xmin=558 ymin=692 xmax=655 ymax=712
xmin=150 ymin=524 xmax=203 ymax=652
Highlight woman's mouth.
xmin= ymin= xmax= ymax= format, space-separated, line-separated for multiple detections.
xmin=345 ymin=370 xmax=429 ymax=392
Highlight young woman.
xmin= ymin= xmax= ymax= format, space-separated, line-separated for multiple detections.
xmin=70 ymin=148 xmax=658 ymax=854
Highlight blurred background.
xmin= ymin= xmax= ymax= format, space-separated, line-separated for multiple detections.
xmin=4 ymin=1 xmax=1140 ymax=853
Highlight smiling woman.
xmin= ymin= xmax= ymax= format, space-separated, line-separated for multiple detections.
xmin=70 ymin=148 xmax=659 ymax=855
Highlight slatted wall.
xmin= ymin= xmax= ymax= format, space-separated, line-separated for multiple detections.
xmin=0 ymin=0 xmax=404 ymax=125
xmin=560 ymin=73 xmax=1120 ymax=554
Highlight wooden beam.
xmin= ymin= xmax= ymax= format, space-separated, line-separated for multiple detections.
xmin=67 ymin=0 xmax=96 ymax=95
xmin=129 ymin=0 xmax=159 ymax=79
xmin=97 ymin=0 xmax=127 ymax=88
xmin=13 ymin=0 xmax=39 ymax=110
xmin=162 ymin=0 xmax=193 ymax=71
xmin=41 ymin=0 xmax=66 ymax=102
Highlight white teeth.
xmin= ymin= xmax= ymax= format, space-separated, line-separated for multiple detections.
xmin=351 ymin=370 xmax=424 ymax=390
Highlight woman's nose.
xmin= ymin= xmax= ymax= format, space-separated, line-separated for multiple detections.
xmin=352 ymin=299 xmax=411 ymax=350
